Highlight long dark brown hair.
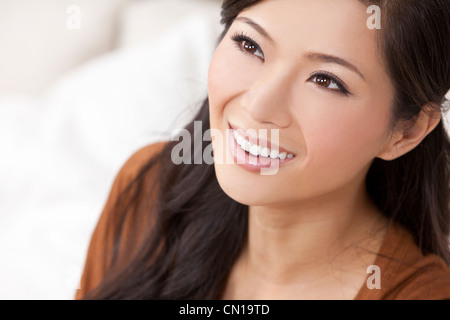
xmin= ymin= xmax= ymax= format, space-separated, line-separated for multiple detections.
xmin=85 ymin=0 xmax=450 ymax=299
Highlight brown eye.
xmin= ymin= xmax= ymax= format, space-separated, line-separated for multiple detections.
xmin=232 ymin=34 xmax=265 ymax=60
xmin=241 ymin=40 xmax=258 ymax=54
xmin=309 ymin=73 xmax=351 ymax=95
xmin=311 ymin=75 xmax=340 ymax=90
xmin=315 ymin=75 xmax=331 ymax=87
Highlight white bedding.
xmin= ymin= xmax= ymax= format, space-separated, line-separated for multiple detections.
xmin=0 ymin=1 xmax=222 ymax=299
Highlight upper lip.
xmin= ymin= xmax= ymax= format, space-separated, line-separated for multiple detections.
xmin=229 ymin=122 xmax=295 ymax=155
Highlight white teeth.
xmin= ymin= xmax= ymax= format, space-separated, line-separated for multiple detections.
xmin=260 ymin=147 xmax=270 ymax=157
xmin=249 ymin=144 xmax=260 ymax=156
xmin=270 ymin=149 xmax=279 ymax=159
xmin=233 ymin=130 xmax=295 ymax=160
xmin=236 ymin=135 xmax=245 ymax=146
xmin=241 ymin=140 xmax=251 ymax=152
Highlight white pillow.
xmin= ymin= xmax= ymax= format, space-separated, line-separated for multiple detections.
xmin=0 ymin=1 xmax=223 ymax=299
xmin=41 ymin=10 xmax=222 ymax=178
xmin=0 ymin=0 xmax=130 ymax=95
xmin=117 ymin=0 xmax=222 ymax=48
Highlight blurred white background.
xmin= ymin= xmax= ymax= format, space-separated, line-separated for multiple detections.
xmin=0 ymin=0 xmax=222 ymax=299
xmin=0 ymin=0 xmax=449 ymax=300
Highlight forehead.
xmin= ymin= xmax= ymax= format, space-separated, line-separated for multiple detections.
xmin=237 ymin=0 xmax=379 ymax=82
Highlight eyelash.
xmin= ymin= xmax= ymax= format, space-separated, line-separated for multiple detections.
xmin=231 ymin=31 xmax=265 ymax=61
xmin=308 ymin=71 xmax=351 ymax=96
xmin=230 ymin=32 xmax=351 ymax=96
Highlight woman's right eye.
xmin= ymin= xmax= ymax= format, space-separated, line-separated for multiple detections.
xmin=231 ymin=33 xmax=265 ymax=61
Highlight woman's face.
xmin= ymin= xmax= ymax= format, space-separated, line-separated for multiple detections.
xmin=208 ymin=0 xmax=395 ymax=207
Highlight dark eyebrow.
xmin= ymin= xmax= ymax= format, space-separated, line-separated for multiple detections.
xmin=305 ymin=52 xmax=366 ymax=81
xmin=234 ymin=16 xmax=275 ymax=44
xmin=234 ymin=17 xmax=365 ymax=81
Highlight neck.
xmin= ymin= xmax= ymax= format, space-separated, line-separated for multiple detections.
xmin=226 ymin=176 xmax=388 ymax=298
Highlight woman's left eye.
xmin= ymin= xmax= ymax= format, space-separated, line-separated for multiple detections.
xmin=312 ymin=75 xmax=339 ymax=89
xmin=309 ymin=73 xmax=351 ymax=95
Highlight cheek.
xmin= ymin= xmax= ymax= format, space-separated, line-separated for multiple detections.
xmin=300 ymin=98 xmax=390 ymax=177
xmin=208 ymin=41 xmax=261 ymax=120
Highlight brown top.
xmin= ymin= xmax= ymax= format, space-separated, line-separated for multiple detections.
xmin=75 ymin=142 xmax=450 ymax=300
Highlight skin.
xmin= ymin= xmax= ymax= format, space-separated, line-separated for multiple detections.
xmin=207 ymin=0 xmax=441 ymax=299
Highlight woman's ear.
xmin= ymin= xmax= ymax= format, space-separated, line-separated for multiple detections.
xmin=376 ymin=105 xmax=441 ymax=161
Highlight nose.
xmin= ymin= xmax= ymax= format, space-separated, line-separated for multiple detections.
xmin=240 ymin=65 xmax=293 ymax=128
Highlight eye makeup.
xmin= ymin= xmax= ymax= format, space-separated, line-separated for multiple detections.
xmin=231 ymin=31 xmax=265 ymax=61
xmin=229 ymin=30 xmax=352 ymax=96
xmin=308 ymin=71 xmax=352 ymax=96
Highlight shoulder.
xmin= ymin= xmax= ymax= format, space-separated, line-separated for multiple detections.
xmin=357 ymin=222 xmax=450 ymax=300
xmin=382 ymin=223 xmax=450 ymax=300
xmin=75 ymin=141 xmax=169 ymax=299
xmin=102 ymin=140 xmax=169 ymax=210
xmin=386 ymin=254 xmax=450 ymax=300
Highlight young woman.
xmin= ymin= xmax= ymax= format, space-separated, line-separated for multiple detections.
xmin=76 ymin=0 xmax=450 ymax=299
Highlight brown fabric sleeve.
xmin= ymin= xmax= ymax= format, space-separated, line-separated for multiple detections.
xmin=355 ymin=222 xmax=450 ymax=300
xmin=383 ymin=256 xmax=450 ymax=300
xmin=74 ymin=142 xmax=166 ymax=299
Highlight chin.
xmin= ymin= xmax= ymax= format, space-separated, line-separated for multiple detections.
xmin=213 ymin=162 xmax=278 ymax=207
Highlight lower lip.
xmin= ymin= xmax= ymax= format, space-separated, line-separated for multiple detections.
xmin=227 ymin=125 xmax=295 ymax=173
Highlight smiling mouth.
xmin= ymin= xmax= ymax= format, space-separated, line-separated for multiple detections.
xmin=227 ymin=122 xmax=296 ymax=173
xmin=228 ymin=122 xmax=296 ymax=159
xmin=232 ymin=129 xmax=295 ymax=160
